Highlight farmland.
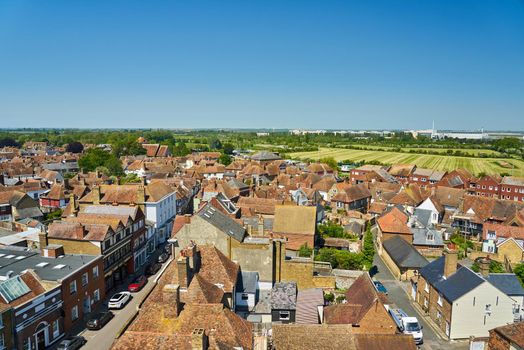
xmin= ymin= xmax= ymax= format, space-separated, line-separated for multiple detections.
xmin=289 ymin=148 xmax=524 ymax=176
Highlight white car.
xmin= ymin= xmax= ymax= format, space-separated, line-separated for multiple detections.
xmin=107 ymin=292 xmax=131 ymax=309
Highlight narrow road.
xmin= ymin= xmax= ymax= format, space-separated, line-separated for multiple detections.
xmin=372 ymin=253 xmax=468 ymax=350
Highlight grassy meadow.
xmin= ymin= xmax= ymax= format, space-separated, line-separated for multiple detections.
xmin=290 ymin=147 xmax=524 ymax=176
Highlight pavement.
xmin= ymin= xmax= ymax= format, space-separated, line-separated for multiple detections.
xmin=371 ymin=253 xmax=469 ymax=350
xmin=50 ymin=245 xmax=172 ymax=350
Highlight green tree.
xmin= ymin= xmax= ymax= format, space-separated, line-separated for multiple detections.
xmin=324 ymin=292 xmax=335 ymax=303
xmin=209 ymin=138 xmax=223 ymax=150
xmin=79 ymin=148 xmax=123 ymax=176
xmin=471 ymin=260 xmax=505 ymax=273
xmin=515 ymin=263 xmax=524 ymax=286
xmin=314 ymin=248 xmax=363 ymax=270
xmin=120 ymin=173 xmax=142 ymax=184
xmin=362 ymin=224 xmax=375 ymax=269
xmin=218 ymin=153 xmax=232 ymax=166
xmin=223 ymin=143 xmax=235 ymax=155
xmin=319 ymin=156 xmax=338 ymax=170
xmin=298 ymin=243 xmax=313 ymax=257
xmin=173 ymin=142 xmax=191 ymax=156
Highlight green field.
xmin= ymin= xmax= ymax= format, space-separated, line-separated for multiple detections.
xmin=290 ymin=148 xmax=524 ymax=176
xmin=346 ymin=145 xmax=502 ymax=156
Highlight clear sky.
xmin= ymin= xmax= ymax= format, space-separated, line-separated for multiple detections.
xmin=1 ymin=0 xmax=523 ymax=130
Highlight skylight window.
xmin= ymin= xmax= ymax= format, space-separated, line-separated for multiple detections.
xmin=0 ymin=276 xmax=31 ymax=303
xmin=53 ymin=264 xmax=66 ymax=269
xmin=4 ymin=255 xmax=15 ymax=259
xmin=15 ymin=256 xmax=25 ymax=260
xmin=36 ymin=262 xmax=49 ymax=268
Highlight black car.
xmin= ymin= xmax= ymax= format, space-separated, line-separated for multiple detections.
xmin=57 ymin=336 xmax=86 ymax=350
xmin=164 ymin=244 xmax=173 ymax=255
xmin=86 ymin=311 xmax=114 ymax=330
xmin=145 ymin=262 xmax=161 ymax=275
xmin=157 ymin=253 xmax=169 ymax=263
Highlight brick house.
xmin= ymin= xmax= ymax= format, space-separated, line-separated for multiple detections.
xmin=488 ymin=322 xmax=524 ymax=350
xmin=500 ymin=176 xmax=524 ymax=202
xmin=409 ymin=168 xmax=446 ymax=188
xmin=0 ymin=271 xmax=63 ymax=350
xmin=482 ymin=223 xmax=524 ymax=264
xmin=349 ymin=165 xmax=391 ymax=184
xmin=415 ymin=250 xmax=516 ymax=339
xmin=376 ymin=207 xmax=412 ymax=246
xmin=470 ymin=175 xmax=501 ymax=199
xmin=0 ymin=245 xmax=105 ymax=336
xmin=330 ymin=184 xmax=371 ymax=213
xmin=46 ymin=205 xmax=145 ymax=291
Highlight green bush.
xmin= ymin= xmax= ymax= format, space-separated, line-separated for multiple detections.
xmin=324 ymin=292 xmax=335 ymax=303
xmin=298 ymin=243 xmax=313 ymax=258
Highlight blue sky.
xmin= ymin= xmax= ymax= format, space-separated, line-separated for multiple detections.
xmin=0 ymin=0 xmax=523 ymax=130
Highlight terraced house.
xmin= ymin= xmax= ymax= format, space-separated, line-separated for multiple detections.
xmin=46 ymin=204 xmax=146 ymax=291
xmin=415 ymin=249 xmax=518 ymax=339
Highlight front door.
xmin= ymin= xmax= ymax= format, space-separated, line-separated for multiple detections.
xmin=35 ymin=330 xmax=46 ymax=350
xmin=411 ymin=282 xmax=417 ymax=300
xmin=83 ymin=295 xmax=91 ymax=314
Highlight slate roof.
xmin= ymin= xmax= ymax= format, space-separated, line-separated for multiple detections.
xmin=382 ymin=236 xmax=428 ymax=269
xmin=0 ymin=248 xmax=99 ymax=281
xmin=197 ymin=204 xmax=245 ymax=242
xmin=411 ymin=227 xmax=444 ymax=247
xmin=271 ymin=282 xmax=297 ymax=310
xmin=251 ymin=151 xmax=281 ymax=161
xmin=236 ymin=271 xmax=258 ymax=294
xmin=420 ymin=256 xmax=484 ymax=302
xmin=485 ymin=274 xmax=524 ymax=296
xmin=413 ymin=208 xmax=433 ymax=227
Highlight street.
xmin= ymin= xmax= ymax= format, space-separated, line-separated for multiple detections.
xmin=50 ymin=249 xmax=173 ymax=350
xmin=372 ymin=253 xmax=469 ymax=350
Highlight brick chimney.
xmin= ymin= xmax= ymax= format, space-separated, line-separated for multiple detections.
xmin=162 ymin=284 xmax=180 ymax=318
xmin=177 ymin=256 xmax=191 ymax=289
xmin=69 ymin=194 xmax=78 ymax=217
xmin=136 ymin=184 xmax=146 ymax=211
xmin=38 ymin=230 xmax=48 ymax=249
xmin=42 ymin=244 xmax=65 ymax=258
xmin=92 ymin=185 xmax=101 ymax=204
xmin=479 ymin=258 xmax=490 ymax=277
xmin=443 ymin=248 xmax=458 ymax=278
xmin=191 ymin=328 xmax=207 ymax=350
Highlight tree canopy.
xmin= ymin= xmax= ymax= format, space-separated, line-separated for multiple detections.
xmin=79 ymin=148 xmax=123 ymax=176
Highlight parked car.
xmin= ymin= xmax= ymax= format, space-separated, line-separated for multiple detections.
xmin=373 ymin=281 xmax=388 ymax=295
xmin=145 ymin=262 xmax=161 ymax=275
xmin=57 ymin=336 xmax=86 ymax=350
xmin=157 ymin=253 xmax=169 ymax=263
xmin=86 ymin=312 xmax=114 ymax=330
xmin=128 ymin=275 xmax=147 ymax=292
xmin=108 ymin=291 xmax=131 ymax=309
